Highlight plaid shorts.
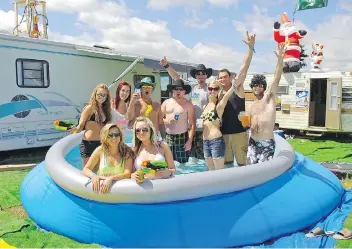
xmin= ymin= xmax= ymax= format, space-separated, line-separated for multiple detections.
xmin=165 ymin=131 xmax=191 ymax=163
xmin=191 ymin=131 xmax=204 ymax=160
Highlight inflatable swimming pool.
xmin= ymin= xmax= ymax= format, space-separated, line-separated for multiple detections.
xmin=20 ymin=133 xmax=345 ymax=247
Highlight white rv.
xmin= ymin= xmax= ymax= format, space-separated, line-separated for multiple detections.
xmin=243 ymin=71 xmax=352 ymax=136
xmin=0 ymin=32 xmax=173 ymax=151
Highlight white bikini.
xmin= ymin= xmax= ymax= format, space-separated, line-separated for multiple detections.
xmin=134 ymin=144 xmax=166 ymax=170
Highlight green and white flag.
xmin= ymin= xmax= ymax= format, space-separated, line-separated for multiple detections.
xmin=296 ymin=0 xmax=328 ymax=11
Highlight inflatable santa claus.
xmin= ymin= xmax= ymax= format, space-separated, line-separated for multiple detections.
xmin=273 ymin=12 xmax=307 ymax=73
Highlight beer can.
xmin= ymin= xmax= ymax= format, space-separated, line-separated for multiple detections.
xmin=174 ymin=113 xmax=179 ymax=121
xmin=136 ymin=169 xmax=145 ymax=183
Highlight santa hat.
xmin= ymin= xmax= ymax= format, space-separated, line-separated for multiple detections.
xmin=281 ymin=12 xmax=291 ymax=24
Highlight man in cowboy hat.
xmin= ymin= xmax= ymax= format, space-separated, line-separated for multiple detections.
xmin=160 ymin=58 xmax=212 ymax=162
xmin=161 ymin=79 xmax=195 ymax=163
xmin=127 ymin=77 xmax=166 ymax=138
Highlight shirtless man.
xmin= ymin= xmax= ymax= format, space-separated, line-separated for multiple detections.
xmin=161 ymin=79 xmax=195 ymax=163
xmin=126 ymin=77 xmax=166 ymax=139
xmin=246 ymin=43 xmax=285 ymax=165
xmin=160 ymin=57 xmax=211 ymax=162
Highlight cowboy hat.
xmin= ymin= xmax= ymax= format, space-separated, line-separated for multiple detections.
xmin=135 ymin=77 xmax=156 ymax=89
xmin=190 ymin=64 xmax=213 ymax=79
xmin=167 ymin=79 xmax=192 ymax=94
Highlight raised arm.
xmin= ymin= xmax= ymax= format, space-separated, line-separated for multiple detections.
xmin=233 ymin=31 xmax=256 ymax=88
xmin=160 ymin=56 xmax=181 ymax=80
xmin=216 ymin=82 xmax=235 ymax=117
xmin=266 ymin=43 xmax=285 ymax=98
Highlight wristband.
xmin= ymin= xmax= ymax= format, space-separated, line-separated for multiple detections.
xmin=89 ymin=172 xmax=96 ymax=179
xmin=163 ymin=63 xmax=170 ymax=69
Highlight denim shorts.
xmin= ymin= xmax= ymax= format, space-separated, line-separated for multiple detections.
xmin=203 ymin=137 xmax=226 ymax=159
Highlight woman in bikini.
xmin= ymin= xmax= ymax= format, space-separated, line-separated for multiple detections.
xmin=111 ymin=81 xmax=133 ymax=140
xmin=70 ymin=84 xmax=111 ymax=166
xmin=200 ymin=80 xmax=236 ymax=170
xmin=82 ymin=123 xmax=134 ymax=194
xmin=130 ymin=116 xmax=175 ymax=182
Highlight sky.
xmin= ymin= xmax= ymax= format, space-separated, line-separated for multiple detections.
xmin=0 ymin=0 xmax=351 ymax=73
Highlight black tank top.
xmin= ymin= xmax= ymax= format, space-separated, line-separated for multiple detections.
xmin=220 ymin=92 xmax=246 ymax=134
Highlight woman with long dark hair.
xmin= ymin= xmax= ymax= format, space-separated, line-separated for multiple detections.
xmin=70 ymin=84 xmax=111 ymax=166
xmin=111 ymin=81 xmax=133 ymax=139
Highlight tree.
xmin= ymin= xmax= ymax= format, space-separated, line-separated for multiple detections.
xmin=300 ymin=45 xmax=309 ymax=68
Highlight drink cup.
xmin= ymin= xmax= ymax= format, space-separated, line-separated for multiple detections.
xmin=239 ymin=111 xmax=250 ymax=128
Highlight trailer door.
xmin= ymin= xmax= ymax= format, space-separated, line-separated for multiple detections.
xmin=325 ymin=78 xmax=342 ymax=129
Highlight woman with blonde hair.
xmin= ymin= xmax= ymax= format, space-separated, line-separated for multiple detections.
xmin=70 ymin=84 xmax=112 ymax=166
xmin=82 ymin=123 xmax=134 ymax=194
xmin=200 ymin=79 xmax=236 ymax=170
xmin=131 ymin=116 xmax=175 ymax=181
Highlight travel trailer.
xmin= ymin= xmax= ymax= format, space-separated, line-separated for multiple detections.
xmin=243 ymin=71 xmax=352 ymax=136
xmin=0 ymin=0 xmax=223 ymax=152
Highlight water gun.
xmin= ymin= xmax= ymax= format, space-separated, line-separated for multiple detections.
xmin=141 ymin=160 xmax=168 ymax=173
xmin=53 ymin=120 xmax=75 ymax=131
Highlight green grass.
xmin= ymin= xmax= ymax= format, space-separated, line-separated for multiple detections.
xmin=0 ymin=170 xmax=101 ymax=248
xmin=288 ymin=138 xmax=352 ymax=163
xmin=336 ymin=213 xmax=352 ymax=248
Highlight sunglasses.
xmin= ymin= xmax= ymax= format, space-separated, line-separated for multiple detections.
xmin=96 ymin=93 xmax=107 ymax=98
xmin=142 ymin=85 xmax=153 ymax=89
xmin=252 ymin=84 xmax=264 ymax=88
xmin=208 ymin=87 xmax=219 ymax=91
xmin=136 ymin=128 xmax=149 ymax=134
xmin=196 ymin=71 xmax=206 ymax=76
xmin=107 ymin=132 xmax=121 ymax=138
xmin=174 ymin=87 xmax=184 ymax=91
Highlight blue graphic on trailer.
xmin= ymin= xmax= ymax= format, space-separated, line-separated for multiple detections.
xmin=0 ymin=92 xmax=81 ymax=119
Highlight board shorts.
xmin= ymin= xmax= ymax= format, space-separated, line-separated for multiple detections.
xmin=165 ymin=131 xmax=191 ymax=163
xmin=79 ymin=140 xmax=101 ymax=158
xmin=246 ymin=137 xmax=275 ymax=165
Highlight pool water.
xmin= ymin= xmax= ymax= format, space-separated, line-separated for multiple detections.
xmin=65 ymin=134 xmax=282 ymax=175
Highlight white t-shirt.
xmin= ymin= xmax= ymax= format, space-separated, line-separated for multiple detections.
xmin=190 ymin=84 xmax=208 ymax=131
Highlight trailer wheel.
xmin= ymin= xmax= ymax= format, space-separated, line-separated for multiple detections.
xmin=11 ymin=95 xmax=31 ymax=118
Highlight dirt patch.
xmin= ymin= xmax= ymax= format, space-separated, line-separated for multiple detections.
xmin=5 ymin=205 xmax=28 ymax=220
xmin=0 ymin=147 xmax=49 ymax=166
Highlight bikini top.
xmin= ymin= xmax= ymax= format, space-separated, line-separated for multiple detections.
xmin=200 ymin=100 xmax=220 ymax=122
xmin=134 ymin=143 xmax=166 ymax=170
xmin=97 ymin=153 xmax=125 ymax=176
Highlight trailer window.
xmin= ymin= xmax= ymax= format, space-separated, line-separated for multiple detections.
xmin=16 ymin=59 xmax=50 ymax=88
xmin=277 ymin=86 xmax=288 ymax=95
xmin=133 ymin=75 xmax=155 ymax=88
xmin=342 ymin=88 xmax=352 ymax=103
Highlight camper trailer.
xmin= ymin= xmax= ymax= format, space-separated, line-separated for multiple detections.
xmin=0 ymin=33 xmax=173 ymax=151
xmin=243 ymin=71 xmax=352 ymax=136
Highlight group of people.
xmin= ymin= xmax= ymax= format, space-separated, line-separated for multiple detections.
xmin=69 ymin=31 xmax=286 ymax=194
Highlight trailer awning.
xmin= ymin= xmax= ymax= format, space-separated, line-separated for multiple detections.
xmin=143 ymin=58 xmax=236 ymax=77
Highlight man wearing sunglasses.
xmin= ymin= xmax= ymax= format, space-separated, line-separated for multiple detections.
xmin=127 ymin=77 xmax=166 ymax=139
xmin=218 ymin=31 xmax=256 ymax=167
xmin=160 ymin=57 xmax=212 ymax=163
xmin=161 ymin=79 xmax=195 ymax=164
